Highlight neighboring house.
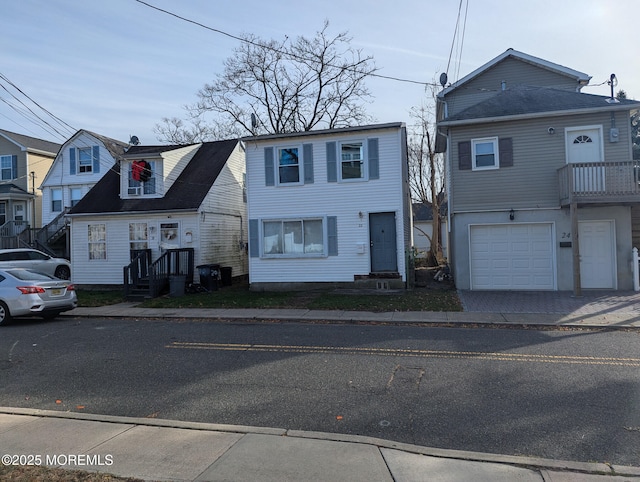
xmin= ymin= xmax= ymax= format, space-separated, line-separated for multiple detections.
xmin=244 ymin=122 xmax=412 ymax=290
xmin=436 ymin=48 xmax=640 ymax=292
xmin=0 ymin=129 xmax=60 ymax=242
xmin=412 ymin=201 xmax=448 ymax=261
xmin=67 ymin=139 xmax=247 ymax=292
xmin=38 ymin=130 xmax=128 ymax=256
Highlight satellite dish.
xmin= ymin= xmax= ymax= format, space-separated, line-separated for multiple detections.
xmin=129 ymin=135 xmax=140 ymax=146
xmin=439 ymin=72 xmax=448 ymax=88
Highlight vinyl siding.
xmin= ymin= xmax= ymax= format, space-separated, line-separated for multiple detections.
xmin=450 ymin=111 xmax=634 ymax=212
xmin=246 ymin=126 xmax=409 ymax=283
xmin=444 ymin=57 xmax=583 ymax=117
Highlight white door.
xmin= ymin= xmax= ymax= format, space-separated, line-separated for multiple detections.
xmin=470 ymin=223 xmax=555 ymax=290
xmin=566 ymin=127 xmax=604 ymax=192
xmin=578 ymin=220 xmax=616 ymax=289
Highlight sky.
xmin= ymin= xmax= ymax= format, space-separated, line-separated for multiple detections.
xmin=1 ymin=0 xmax=638 ymax=146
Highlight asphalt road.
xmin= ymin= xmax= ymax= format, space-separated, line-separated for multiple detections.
xmin=1 ymin=316 xmax=639 ymax=467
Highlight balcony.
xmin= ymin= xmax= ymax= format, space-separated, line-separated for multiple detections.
xmin=558 ymin=161 xmax=640 ymax=206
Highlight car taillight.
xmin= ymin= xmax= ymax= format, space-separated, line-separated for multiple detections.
xmin=17 ymin=286 xmax=46 ymax=294
xmin=66 ymin=284 xmax=75 ymax=291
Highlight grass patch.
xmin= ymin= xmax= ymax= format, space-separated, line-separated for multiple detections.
xmin=0 ymin=463 xmax=143 ymax=481
xmin=76 ymin=290 xmax=125 ymax=307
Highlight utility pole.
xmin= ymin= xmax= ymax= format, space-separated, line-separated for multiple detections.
xmin=30 ymin=171 xmax=36 ymax=230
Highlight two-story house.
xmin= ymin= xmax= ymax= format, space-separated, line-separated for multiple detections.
xmin=67 ymin=139 xmax=247 ymax=294
xmin=0 ymin=129 xmax=60 ymax=244
xmin=38 ymin=129 xmax=128 ymax=256
xmin=245 ymin=123 xmax=412 ymax=291
xmin=437 ymin=49 xmax=640 ymax=292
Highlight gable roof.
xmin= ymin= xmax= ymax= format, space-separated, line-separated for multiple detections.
xmin=439 ymin=49 xmax=591 ymax=98
xmin=439 ymin=85 xmax=640 ymax=126
xmin=0 ymin=129 xmax=61 ymax=155
xmin=68 ymin=139 xmax=239 ymax=215
xmin=65 ymin=129 xmax=129 ymax=160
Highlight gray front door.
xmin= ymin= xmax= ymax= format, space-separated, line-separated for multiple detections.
xmin=369 ymin=212 xmax=397 ymax=272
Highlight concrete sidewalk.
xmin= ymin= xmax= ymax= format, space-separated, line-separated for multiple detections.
xmin=1 ymin=408 xmax=639 ymax=481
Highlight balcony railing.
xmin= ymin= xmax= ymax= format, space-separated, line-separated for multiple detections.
xmin=558 ymin=161 xmax=640 ymax=205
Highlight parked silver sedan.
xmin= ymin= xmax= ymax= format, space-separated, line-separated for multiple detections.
xmin=0 ymin=268 xmax=77 ymax=325
xmin=0 ymin=248 xmax=71 ymax=279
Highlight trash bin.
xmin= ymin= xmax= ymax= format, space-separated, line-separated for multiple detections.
xmin=169 ymin=275 xmax=186 ymax=297
xmin=220 ymin=266 xmax=232 ymax=287
xmin=197 ymin=264 xmax=220 ymax=291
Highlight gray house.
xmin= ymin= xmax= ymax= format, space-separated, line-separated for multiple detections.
xmin=437 ymin=49 xmax=640 ymax=292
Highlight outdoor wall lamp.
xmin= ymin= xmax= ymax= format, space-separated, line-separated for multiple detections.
xmin=548 ymin=127 xmax=555 ymax=135
xmin=509 ymin=209 xmax=515 ymax=221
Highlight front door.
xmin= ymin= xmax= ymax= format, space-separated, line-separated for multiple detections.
xmin=566 ymin=127 xmax=604 ymax=192
xmin=369 ymin=212 xmax=397 ymax=273
xmin=579 ymin=220 xmax=616 ymax=289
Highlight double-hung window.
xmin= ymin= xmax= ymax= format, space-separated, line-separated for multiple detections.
xmin=88 ymin=224 xmax=106 ymax=260
xmin=128 ymin=160 xmax=156 ymax=196
xmin=472 ymin=137 xmax=499 ymax=170
xmin=78 ymin=147 xmax=94 ymax=173
xmin=263 ymin=218 xmax=324 ymax=256
xmin=340 ymin=141 xmax=364 ymax=180
xmin=277 ymin=147 xmax=300 ymax=184
xmin=51 ymin=189 xmax=62 ymax=212
xmin=0 ymin=155 xmax=16 ymax=180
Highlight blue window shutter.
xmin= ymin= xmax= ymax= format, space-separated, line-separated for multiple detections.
xmin=326 ymin=142 xmax=337 ymax=182
xmin=327 ymin=216 xmax=338 ymax=256
xmin=249 ymin=219 xmax=260 ymax=258
xmin=368 ymin=138 xmax=379 ymax=179
xmin=92 ymin=145 xmax=100 ymax=173
xmin=264 ymin=147 xmax=275 ymax=186
xmin=11 ymin=155 xmax=17 ymax=179
xmin=303 ymin=143 xmax=314 ymax=184
xmin=69 ymin=148 xmax=76 ymax=175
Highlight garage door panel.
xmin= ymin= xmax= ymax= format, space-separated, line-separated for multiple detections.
xmin=470 ymin=223 xmax=555 ymax=290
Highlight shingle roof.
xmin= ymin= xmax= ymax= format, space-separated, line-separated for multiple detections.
xmin=443 ymin=86 xmax=640 ymax=122
xmin=0 ymin=129 xmax=61 ymax=155
xmin=69 ymin=139 xmax=238 ymax=215
xmin=80 ymin=130 xmax=128 ymax=161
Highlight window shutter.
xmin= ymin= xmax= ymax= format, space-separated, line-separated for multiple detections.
xmin=11 ymin=155 xmax=17 ymax=179
xmin=326 ymin=142 xmax=337 ymax=182
xmin=327 ymin=216 xmax=338 ymax=256
xmin=249 ymin=219 xmax=260 ymax=258
xmin=92 ymin=145 xmax=100 ymax=173
xmin=303 ymin=143 xmax=314 ymax=184
xmin=264 ymin=147 xmax=275 ymax=186
xmin=499 ymin=138 xmax=513 ymax=167
xmin=368 ymin=138 xmax=379 ymax=179
xmin=458 ymin=141 xmax=471 ymax=170
xmin=70 ymin=148 xmax=76 ymax=175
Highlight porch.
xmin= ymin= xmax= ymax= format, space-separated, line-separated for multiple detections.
xmin=558 ymin=161 xmax=640 ymax=206
xmin=124 ymin=248 xmax=195 ymax=300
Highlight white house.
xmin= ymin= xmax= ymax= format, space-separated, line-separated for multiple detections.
xmin=67 ymin=139 xmax=247 ymax=291
xmin=244 ymin=123 xmax=412 ymax=290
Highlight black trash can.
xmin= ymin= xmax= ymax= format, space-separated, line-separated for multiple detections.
xmin=196 ymin=264 xmax=220 ymax=291
xmin=220 ymin=266 xmax=232 ymax=287
xmin=169 ymin=275 xmax=186 ymax=297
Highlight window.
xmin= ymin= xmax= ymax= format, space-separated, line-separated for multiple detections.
xmin=160 ymin=222 xmax=179 ymax=249
xmin=340 ymin=141 xmax=364 ymax=180
xmin=472 ymin=137 xmax=499 ymax=170
xmin=0 ymin=155 xmax=16 ymax=180
xmin=70 ymin=188 xmax=82 ymax=207
xmin=573 ymin=135 xmax=593 ymax=144
xmin=263 ymin=219 xmax=324 ymax=256
xmin=129 ymin=222 xmax=148 ymax=250
xmin=51 ymin=189 xmax=62 ymax=212
xmin=128 ymin=160 xmax=156 ymax=195
xmin=88 ymin=224 xmax=106 ymax=260
xmin=277 ymin=147 xmax=300 ymax=184
xmin=78 ymin=147 xmax=93 ymax=173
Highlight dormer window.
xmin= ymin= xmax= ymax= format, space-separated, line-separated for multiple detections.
xmin=128 ymin=160 xmax=157 ymax=196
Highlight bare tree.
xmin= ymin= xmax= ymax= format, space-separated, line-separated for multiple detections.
xmin=156 ymin=21 xmax=377 ymax=143
xmin=408 ymin=102 xmax=446 ymax=265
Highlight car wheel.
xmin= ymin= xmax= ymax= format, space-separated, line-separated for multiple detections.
xmin=54 ymin=266 xmax=71 ymax=279
xmin=0 ymin=301 xmax=12 ymax=326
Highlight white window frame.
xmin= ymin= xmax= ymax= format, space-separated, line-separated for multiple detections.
xmin=339 ymin=140 xmax=367 ymax=182
xmin=0 ymin=155 xmax=15 ymax=180
xmin=126 ymin=159 xmax=160 ymax=197
xmin=88 ymin=224 xmax=107 ymax=261
xmin=51 ymin=188 xmax=63 ymax=212
xmin=261 ymin=217 xmax=325 ymax=258
xmin=472 ymin=137 xmax=499 ymax=171
xmin=276 ymin=146 xmax=302 ymax=186
xmin=129 ymin=222 xmax=148 ymax=251
xmin=78 ymin=147 xmax=93 ymax=174
xmin=70 ymin=187 xmax=82 ymax=207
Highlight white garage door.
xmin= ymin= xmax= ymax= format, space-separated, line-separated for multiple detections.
xmin=470 ymin=223 xmax=555 ymax=290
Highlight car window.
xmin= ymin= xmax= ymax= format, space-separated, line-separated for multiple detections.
xmin=28 ymin=251 xmax=49 ymax=261
xmin=7 ymin=269 xmax=55 ymax=281
xmin=7 ymin=252 xmax=30 ymax=261
xmin=0 ymin=254 xmax=10 ymax=261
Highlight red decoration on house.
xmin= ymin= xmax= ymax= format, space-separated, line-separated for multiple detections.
xmin=132 ymin=160 xmax=151 ymax=182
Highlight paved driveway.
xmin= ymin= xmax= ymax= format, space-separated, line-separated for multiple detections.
xmin=457 ymin=290 xmax=640 ymax=315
